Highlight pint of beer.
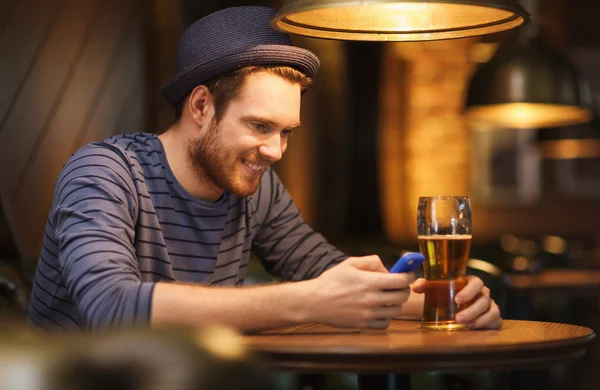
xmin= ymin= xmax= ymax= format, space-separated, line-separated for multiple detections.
xmin=417 ymin=196 xmax=472 ymax=330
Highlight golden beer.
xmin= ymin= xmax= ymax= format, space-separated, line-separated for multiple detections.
xmin=418 ymin=234 xmax=472 ymax=330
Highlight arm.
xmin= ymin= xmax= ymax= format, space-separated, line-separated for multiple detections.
xmin=152 ymin=256 xmax=414 ymax=332
xmin=151 ymin=280 xmax=309 ymax=331
xmin=54 ymin=143 xmax=154 ymax=330
xmin=251 ymin=169 xmax=347 ymax=281
xmin=156 ymin=259 xmax=500 ymax=332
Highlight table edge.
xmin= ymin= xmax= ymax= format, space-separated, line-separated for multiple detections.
xmin=246 ymin=332 xmax=596 ymax=356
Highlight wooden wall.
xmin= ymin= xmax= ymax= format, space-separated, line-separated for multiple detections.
xmin=0 ymin=0 xmax=147 ymax=260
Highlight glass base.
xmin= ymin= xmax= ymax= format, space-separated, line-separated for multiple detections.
xmin=421 ymin=321 xmax=468 ymax=331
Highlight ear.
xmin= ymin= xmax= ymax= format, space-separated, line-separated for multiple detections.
xmin=186 ymin=85 xmax=214 ymax=127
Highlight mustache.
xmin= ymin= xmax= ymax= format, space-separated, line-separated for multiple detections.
xmin=242 ymin=153 xmax=273 ymax=166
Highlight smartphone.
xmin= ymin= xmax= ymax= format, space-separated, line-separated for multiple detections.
xmin=390 ymin=252 xmax=425 ymax=273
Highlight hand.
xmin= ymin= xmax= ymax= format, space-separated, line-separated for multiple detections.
xmin=412 ymin=275 xmax=502 ymax=329
xmin=307 ymin=255 xmax=415 ymax=330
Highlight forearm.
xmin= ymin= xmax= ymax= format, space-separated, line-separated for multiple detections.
xmin=151 ymin=259 xmax=421 ymax=332
xmin=150 ymin=281 xmax=314 ymax=332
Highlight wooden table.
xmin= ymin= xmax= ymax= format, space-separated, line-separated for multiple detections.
xmin=243 ymin=320 xmax=595 ymax=390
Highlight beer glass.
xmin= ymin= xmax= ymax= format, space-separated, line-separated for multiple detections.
xmin=417 ymin=196 xmax=472 ymax=330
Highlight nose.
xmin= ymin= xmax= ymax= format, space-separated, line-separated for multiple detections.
xmin=258 ymin=134 xmax=284 ymax=162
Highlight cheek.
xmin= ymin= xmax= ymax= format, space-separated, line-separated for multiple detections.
xmin=234 ymin=134 xmax=262 ymax=152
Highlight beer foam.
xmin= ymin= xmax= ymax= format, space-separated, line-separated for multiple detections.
xmin=417 ymin=235 xmax=472 ymax=240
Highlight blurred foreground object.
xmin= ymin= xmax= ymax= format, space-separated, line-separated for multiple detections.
xmin=0 ymin=327 xmax=274 ymax=390
xmin=273 ymin=0 xmax=529 ymax=41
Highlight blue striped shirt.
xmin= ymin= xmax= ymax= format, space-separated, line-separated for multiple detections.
xmin=28 ymin=133 xmax=347 ymax=331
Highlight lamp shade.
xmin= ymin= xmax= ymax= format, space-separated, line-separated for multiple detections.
xmin=272 ymin=0 xmax=529 ymax=41
xmin=465 ymin=38 xmax=593 ymax=129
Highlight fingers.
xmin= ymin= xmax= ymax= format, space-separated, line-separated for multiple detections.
xmin=368 ymin=272 xmax=416 ymax=291
xmin=411 ymin=278 xmax=427 ymax=294
xmin=364 ymin=307 xmax=402 ymax=329
xmin=375 ymin=289 xmax=411 ymax=307
xmin=359 ymin=290 xmax=410 ymax=312
xmin=455 ymin=291 xmax=490 ymax=323
xmin=455 ymin=285 xmax=502 ymax=329
xmin=344 ymin=255 xmax=415 ymax=290
xmin=465 ymin=300 xmax=502 ymax=329
xmin=346 ymin=255 xmax=388 ymax=273
xmin=359 ymin=291 xmax=410 ymax=329
xmin=366 ymin=318 xmax=391 ymax=330
xmin=372 ymin=305 xmax=403 ymax=319
xmin=455 ymin=275 xmax=484 ymax=305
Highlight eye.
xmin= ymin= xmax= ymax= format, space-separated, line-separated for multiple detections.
xmin=281 ymin=129 xmax=294 ymax=138
xmin=252 ymin=122 xmax=269 ymax=133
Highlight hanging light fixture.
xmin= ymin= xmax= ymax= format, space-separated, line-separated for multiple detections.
xmin=271 ymin=0 xmax=530 ymax=41
xmin=537 ymin=116 xmax=600 ymax=159
xmin=465 ymin=0 xmax=593 ymax=129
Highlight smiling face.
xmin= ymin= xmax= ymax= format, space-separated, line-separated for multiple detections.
xmin=188 ymin=71 xmax=302 ymax=197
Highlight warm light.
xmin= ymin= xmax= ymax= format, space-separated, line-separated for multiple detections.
xmin=469 ymin=42 xmax=499 ymax=63
xmin=517 ymin=240 xmax=539 ymax=257
xmin=466 ymin=103 xmax=593 ymax=129
xmin=468 ymin=259 xmax=502 ymax=277
xmin=513 ymin=256 xmax=529 ymax=271
xmin=397 ymin=40 xmax=473 ymax=239
xmin=542 ymin=235 xmax=567 ymax=255
xmin=500 ymin=234 xmax=519 ymax=252
xmin=540 ymin=139 xmax=600 ymax=159
xmin=273 ymin=2 xmax=527 ymax=41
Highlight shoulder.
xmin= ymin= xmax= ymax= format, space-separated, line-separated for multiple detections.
xmin=60 ymin=141 xmax=130 ymax=177
xmin=98 ymin=133 xmax=161 ymax=162
xmin=62 ymin=138 xmax=133 ymax=173
xmin=52 ymin=138 xmax=144 ymax=219
xmin=54 ymin=136 xmax=147 ymax=200
xmin=58 ymin=133 xmax=160 ymax=178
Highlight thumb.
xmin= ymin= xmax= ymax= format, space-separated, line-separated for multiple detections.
xmin=345 ymin=255 xmax=388 ymax=273
xmin=411 ymin=278 xmax=427 ymax=294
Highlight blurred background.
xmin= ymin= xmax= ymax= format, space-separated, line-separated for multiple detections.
xmin=1 ymin=0 xmax=600 ymax=389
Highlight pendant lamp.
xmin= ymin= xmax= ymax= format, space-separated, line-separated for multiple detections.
xmin=271 ymin=0 xmax=530 ymax=41
xmin=465 ymin=0 xmax=593 ymax=129
xmin=537 ymin=117 xmax=600 ymax=159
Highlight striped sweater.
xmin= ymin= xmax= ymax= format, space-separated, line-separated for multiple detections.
xmin=28 ymin=133 xmax=347 ymax=331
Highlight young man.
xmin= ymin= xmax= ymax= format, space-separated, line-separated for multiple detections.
xmin=28 ymin=6 xmax=501 ymax=332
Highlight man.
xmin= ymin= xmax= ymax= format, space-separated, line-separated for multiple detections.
xmin=28 ymin=6 xmax=501 ymax=332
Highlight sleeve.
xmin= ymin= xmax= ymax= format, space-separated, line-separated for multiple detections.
xmin=251 ymin=169 xmax=348 ymax=281
xmin=52 ymin=143 xmax=155 ymax=331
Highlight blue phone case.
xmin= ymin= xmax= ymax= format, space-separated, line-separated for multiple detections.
xmin=390 ymin=252 xmax=425 ymax=273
